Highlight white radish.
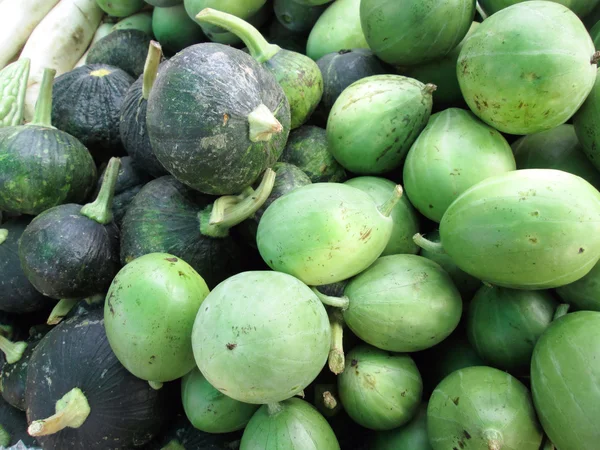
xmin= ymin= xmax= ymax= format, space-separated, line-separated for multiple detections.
xmin=75 ymin=22 xmax=114 ymax=68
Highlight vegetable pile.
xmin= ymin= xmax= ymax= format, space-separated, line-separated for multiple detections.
xmin=1 ymin=0 xmax=600 ymax=449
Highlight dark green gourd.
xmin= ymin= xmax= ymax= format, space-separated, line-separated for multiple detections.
xmin=0 ymin=398 xmax=39 ymax=448
xmin=146 ymin=42 xmax=290 ymax=195
xmin=0 ymin=68 xmax=97 ymax=216
xmin=274 ymin=0 xmax=327 ymax=33
xmin=120 ymin=169 xmax=275 ymax=289
xmin=51 ymin=64 xmax=135 ymax=161
xmin=197 ymin=8 xmax=323 ymax=129
xmin=86 ymin=29 xmax=153 ymax=78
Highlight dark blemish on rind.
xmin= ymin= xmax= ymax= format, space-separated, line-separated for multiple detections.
xmin=165 ymin=257 xmax=178 ymax=262
xmin=359 ymin=228 xmax=373 ymax=241
xmin=458 ymin=441 xmax=465 ymax=449
xmin=463 ymin=430 xmax=471 ymax=439
xmin=149 ymin=355 xmax=156 ymax=364
xmin=429 ymin=204 xmax=433 ymax=208
xmin=579 ymin=248 xmax=585 ymax=253
xmin=452 ymin=397 xmax=460 ymax=405
xmin=351 ymin=359 xmax=358 ymax=367
xmin=226 ymin=343 xmax=237 ymax=350
xmin=529 ymin=237 xmax=538 ymax=244
xmin=178 ymin=271 xmax=187 ymax=277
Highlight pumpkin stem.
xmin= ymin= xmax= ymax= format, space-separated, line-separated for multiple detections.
xmin=0 ymin=334 xmax=27 ymax=364
xmin=413 ymin=233 xmax=446 ymax=254
xmin=196 ymin=8 xmax=281 ymax=64
xmin=80 ymin=157 xmax=121 ymax=224
xmin=423 ymin=83 xmax=437 ymax=95
xmin=0 ymin=229 xmax=7 ymax=245
xmin=149 ymin=381 xmax=163 ymax=390
xmin=248 ymin=104 xmax=284 ymax=142
xmin=29 ymin=68 xmax=56 ymax=128
xmin=311 ymin=287 xmax=350 ymax=310
xmin=378 ymin=185 xmax=403 ymax=217
xmin=47 ymin=299 xmax=80 ymax=325
xmin=483 ymin=430 xmax=503 ymax=450
xmin=142 ymin=41 xmax=162 ymax=100
xmin=328 ymin=309 xmax=345 ymax=375
xmin=553 ymin=303 xmax=570 ymax=321
xmin=323 ymin=391 xmax=338 ymax=409
xmin=161 ymin=440 xmax=186 ymax=450
xmin=200 ymin=168 xmax=276 ymax=238
xmin=0 ymin=425 xmax=9 ymax=448
xmin=28 ymin=388 xmax=90 ymax=436
xmin=267 ymin=402 xmax=283 ymax=415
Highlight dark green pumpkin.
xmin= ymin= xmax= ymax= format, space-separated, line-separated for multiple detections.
xmin=51 ymin=64 xmax=135 ymax=161
xmin=556 ymin=260 xmax=600 ymax=311
xmin=147 ymin=42 xmax=290 ymax=195
xmin=86 ymin=30 xmax=153 ymax=78
xmin=274 ymin=0 xmax=327 ymax=33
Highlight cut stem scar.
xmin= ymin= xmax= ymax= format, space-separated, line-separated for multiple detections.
xmin=0 ymin=334 xmax=27 ymax=364
xmin=28 ymin=388 xmax=90 ymax=436
xmin=248 ymin=104 xmax=283 ymax=142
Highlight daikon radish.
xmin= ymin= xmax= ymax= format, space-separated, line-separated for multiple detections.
xmin=75 ymin=22 xmax=114 ymax=68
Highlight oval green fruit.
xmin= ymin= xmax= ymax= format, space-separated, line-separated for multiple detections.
xmin=573 ymin=69 xmax=600 ymax=171
xmin=556 ymin=260 xmax=600 ymax=311
xmin=438 ymin=169 xmax=600 ymax=289
xmin=191 ymin=271 xmax=330 ymax=404
xmin=104 ymin=252 xmax=210 ymax=386
xmin=338 ymin=345 xmax=423 ymax=431
xmin=371 ymin=404 xmax=432 ymax=450
xmin=403 ymin=108 xmax=515 ymax=223
xmin=97 ymin=0 xmax=146 ymax=17
xmin=458 ymin=1 xmax=597 ymax=135
xmin=428 ymin=366 xmax=543 ymax=450
xmin=152 ymin=5 xmax=206 ymax=54
xmin=327 ymin=75 xmax=434 ymax=175
xmin=478 ymin=0 xmax=600 ymax=18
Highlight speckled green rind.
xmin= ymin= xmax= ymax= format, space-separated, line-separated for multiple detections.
xmin=513 ymin=124 xmax=600 ymax=191
xmin=18 ymin=204 xmax=120 ymax=299
xmin=531 ymin=311 xmax=600 ymax=450
xmin=344 ymin=177 xmax=419 ymax=256
xmin=256 ymin=183 xmax=393 ymax=286
xmin=104 ymin=253 xmax=209 ymax=383
xmin=87 ymin=30 xmax=153 ymax=79
xmin=418 ymin=230 xmax=481 ymax=301
xmin=181 ymin=367 xmax=259 ymax=433
xmin=338 ymin=345 xmax=423 ymax=431
xmin=439 ymin=169 xmax=600 ymax=289
xmin=120 ymin=176 xmax=244 ymax=289
xmin=113 ymin=11 xmax=154 ymax=37
xmin=342 ymin=255 xmax=463 ymax=352
xmin=457 ymin=1 xmax=597 ymax=135
xmin=401 ymin=22 xmax=479 ymax=106
xmin=152 ymin=5 xmax=206 ymax=54
xmin=427 ymin=366 xmax=543 ymax=450
xmin=306 ymin=0 xmax=369 ymax=61
xmin=97 ymin=0 xmax=145 ymax=16
xmin=274 ymin=0 xmax=327 ymax=33
xmin=466 ymin=285 xmax=558 ymax=373
xmin=478 ymin=0 xmax=600 ymax=17
xmin=0 ymin=125 xmax=97 ymax=215
xmin=192 ymin=271 xmax=331 ymax=404
xmin=0 ymin=59 xmax=30 ymax=127
xmin=280 ymin=126 xmax=346 ymax=183
xmin=556 ymin=260 xmax=600 ymax=311
xmin=360 ymin=0 xmax=475 ymax=66
xmin=403 ymin=108 xmax=516 ymax=223
xmin=327 ymin=75 xmax=433 ymax=175
xmin=240 ymin=398 xmax=340 ymax=450
xmin=146 ymin=43 xmax=290 ymax=195
xmin=371 ymin=404 xmax=432 ymax=450
xmin=573 ymin=70 xmax=600 ymax=171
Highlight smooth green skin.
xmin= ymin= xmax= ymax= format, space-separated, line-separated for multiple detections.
xmin=573 ymin=69 xmax=600 ymax=172
xmin=401 ymin=22 xmax=479 ymax=106
xmin=104 ymin=252 xmax=210 ymax=383
xmin=97 ymin=0 xmax=146 ymax=17
xmin=513 ymin=124 xmax=600 ymax=191
xmin=0 ymin=59 xmax=29 ymax=127
xmin=342 ymin=255 xmax=463 ymax=352
xmin=556 ymin=260 xmax=600 ymax=311
xmin=338 ymin=345 xmax=423 ymax=431
xmin=531 ymin=311 xmax=600 ymax=450
xmin=181 ymin=367 xmax=259 ymax=433
xmin=371 ymin=404 xmax=433 ymax=450
xmin=403 ymin=108 xmax=516 ymax=223
xmin=113 ymin=11 xmax=154 ymax=36
xmin=306 ymin=0 xmax=369 ymax=61
xmin=327 ymin=75 xmax=433 ymax=175
xmin=192 ymin=271 xmax=331 ymax=404
xmin=360 ymin=0 xmax=475 ymax=66
xmin=345 ymin=177 xmax=419 ymax=255
xmin=467 ymin=285 xmax=558 ymax=373
xmin=240 ymin=398 xmax=340 ymax=450
xmin=292 ymin=0 xmax=332 ymax=5
xmin=152 ymin=5 xmax=205 ymax=54
xmin=419 ymin=230 xmax=481 ymax=301
xmin=591 ymin=20 xmax=600 ymax=48
xmin=274 ymin=0 xmax=327 ymax=34
xmin=458 ymin=1 xmax=597 ymax=135
xmin=146 ymin=0 xmax=182 ymax=5
xmin=256 ymin=183 xmax=393 ymax=286
xmin=428 ymin=366 xmax=543 ymax=450
xmin=478 ymin=0 xmax=600 ymax=17
xmin=439 ymin=169 xmax=600 ymax=289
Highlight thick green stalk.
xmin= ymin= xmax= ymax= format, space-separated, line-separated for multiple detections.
xmin=47 ymin=299 xmax=80 ymax=325
xmin=311 ymin=287 xmax=350 ymax=310
xmin=0 ymin=229 xmax=7 ymax=245
xmin=149 ymin=381 xmax=163 ymax=390
xmin=80 ymin=157 xmax=121 ymax=224
xmin=142 ymin=40 xmax=162 ymax=100
xmin=0 ymin=334 xmax=27 ymax=364
xmin=29 ymin=68 xmax=56 ymax=127
xmin=378 ymin=185 xmax=403 ymax=217
xmin=328 ymin=309 xmax=345 ymax=375
xmin=413 ymin=233 xmax=445 ymax=254
xmin=28 ymin=388 xmax=90 ymax=436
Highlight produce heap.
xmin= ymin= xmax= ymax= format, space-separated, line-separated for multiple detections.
xmin=0 ymin=0 xmax=599 ymax=449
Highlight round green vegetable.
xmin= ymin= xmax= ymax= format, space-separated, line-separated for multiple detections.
xmin=478 ymin=0 xmax=600 ymax=18
xmin=97 ymin=0 xmax=146 ymax=17
xmin=104 ymin=252 xmax=210 ymax=388
xmin=257 ymin=182 xmax=401 ymax=286
xmin=181 ymin=367 xmax=259 ymax=433
xmin=371 ymin=404 xmax=432 ymax=450
xmin=428 ymin=366 xmax=543 ymax=450
xmin=274 ymin=0 xmax=326 ymax=33
xmin=360 ymin=0 xmax=475 ymax=66
xmin=556 ymin=260 xmax=600 ymax=311
xmin=192 ymin=271 xmax=331 ymax=404
xmin=457 ymin=1 xmax=598 ymax=135
xmin=87 ymin=29 xmax=153 ymax=79
xmin=112 ymin=11 xmax=154 ymax=37
xmin=531 ymin=311 xmax=600 ymax=450
xmin=338 ymin=345 xmax=423 ymax=431
xmin=573 ymin=69 xmax=600 ymax=171
xmin=467 ymin=285 xmax=558 ymax=373
xmin=152 ymin=4 xmax=205 ymax=54
xmin=403 ymin=108 xmax=516 ymax=223
xmin=146 ymin=0 xmax=182 ymax=5
xmin=327 ymin=75 xmax=434 ymax=175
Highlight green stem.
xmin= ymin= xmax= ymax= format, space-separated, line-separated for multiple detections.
xmin=423 ymin=83 xmax=437 ymax=95
xmin=28 ymin=388 xmax=90 ymax=436
xmin=161 ymin=440 xmax=186 ymax=450
xmin=323 ymin=391 xmax=338 ymax=409
xmin=267 ymin=402 xmax=283 ymax=415
xmin=85 ymin=294 xmax=105 ymax=305
xmin=29 ymin=68 xmax=56 ymax=127
xmin=47 ymin=299 xmax=79 ymax=325
xmin=0 ymin=229 xmax=7 ymax=245
xmin=200 ymin=168 xmax=276 ymax=238
xmin=0 ymin=334 xmax=27 ymax=364
xmin=0 ymin=425 xmax=9 ymax=448
xmin=142 ymin=40 xmax=162 ymax=100
xmin=378 ymin=185 xmax=403 ymax=217
xmin=149 ymin=381 xmax=163 ymax=390
xmin=80 ymin=157 xmax=121 ymax=224
xmin=196 ymin=8 xmax=280 ymax=64
xmin=553 ymin=304 xmax=570 ymax=321
xmin=311 ymin=287 xmax=350 ymax=310
xmin=476 ymin=1 xmax=488 ymax=20
xmin=248 ymin=104 xmax=283 ymax=142
xmin=328 ymin=309 xmax=345 ymax=375
xmin=413 ymin=233 xmax=446 ymax=254
xmin=483 ymin=430 xmax=503 ymax=450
